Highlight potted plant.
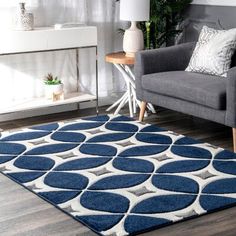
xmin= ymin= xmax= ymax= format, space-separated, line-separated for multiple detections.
xmin=44 ymin=73 xmax=64 ymax=100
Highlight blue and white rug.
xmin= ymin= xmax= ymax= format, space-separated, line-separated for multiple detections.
xmin=1 ymin=114 xmax=236 ymax=235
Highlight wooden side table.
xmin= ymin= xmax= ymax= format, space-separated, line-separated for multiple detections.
xmin=106 ymin=52 xmax=155 ymax=117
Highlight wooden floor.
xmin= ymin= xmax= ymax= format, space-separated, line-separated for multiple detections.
xmin=0 ymin=106 xmax=235 ymax=236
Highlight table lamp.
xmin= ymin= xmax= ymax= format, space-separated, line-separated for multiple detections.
xmin=120 ymin=0 xmax=150 ymax=57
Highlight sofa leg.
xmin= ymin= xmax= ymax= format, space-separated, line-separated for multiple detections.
xmin=139 ymin=101 xmax=147 ymax=122
xmin=233 ymin=128 xmax=236 ymax=152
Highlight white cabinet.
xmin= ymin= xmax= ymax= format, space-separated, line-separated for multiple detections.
xmin=0 ymin=26 xmax=98 ymax=114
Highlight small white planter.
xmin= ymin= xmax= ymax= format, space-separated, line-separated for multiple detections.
xmin=45 ymin=83 xmax=64 ymax=100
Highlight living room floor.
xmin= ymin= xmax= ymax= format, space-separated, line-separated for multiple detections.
xmin=0 ymin=106 xmax=235 ymax=236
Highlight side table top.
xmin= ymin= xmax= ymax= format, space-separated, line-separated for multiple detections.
xmin=106 ymin=52 xmax=135 ymax=65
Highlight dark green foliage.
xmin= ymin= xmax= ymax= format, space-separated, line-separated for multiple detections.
xmin=142 ymin=0 xmax=192 ymax=49
xmin=117 ymin=0 xmax=192 ymax=49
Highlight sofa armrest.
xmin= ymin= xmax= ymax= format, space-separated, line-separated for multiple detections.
xmin=134 ymin=42 xmax=196 ymax=101
xmin=226 ymin=66 xmax=236 ymax=127
xmin=134 ymin=42 xmax=196 ymax=77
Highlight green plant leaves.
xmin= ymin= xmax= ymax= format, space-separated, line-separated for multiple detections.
xmin=44 ymin=73 xmax=62 ymax=85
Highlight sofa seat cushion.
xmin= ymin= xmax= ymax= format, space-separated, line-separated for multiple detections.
xmin=142 ymin=71 xmax=226 ymax=110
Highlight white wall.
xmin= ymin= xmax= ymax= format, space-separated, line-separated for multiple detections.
xmin=0 ymin=0 xmax=123 ymax=122
xmin=192 ymin=0 xmax=236 ymax=6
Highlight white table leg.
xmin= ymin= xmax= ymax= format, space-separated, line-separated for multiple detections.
xmin=127 ymin=82 xmax=133 ymax=117
xmin=131 ymin=86 xmax=137 ymax=114
xmin=114 ymin=92 xmax=129 ymax=115
xmin=133 ymin=94 xmax=137 ymax=114
xmin=114 ymin=64 xmax=135 ymax=116
xmin=108 ymin=63 xmax=155 ymax=117
xmin=125 ymin=65 xmax=135 ymax=80
xmin=106 ymin=92 xmax=127 ymax=112
xmin=147 ymin=104 xmax=156 ymax=114
xmin=124 ymin=65 xmax=155 ymax=115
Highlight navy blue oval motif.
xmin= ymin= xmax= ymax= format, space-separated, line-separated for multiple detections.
xmin=59 ymin=122 xmax=104 ymax=131
xmin=140 ymin=125 xmax=165 ymax=133
xmin=87 ymin=133 xmax=134 ymax=143
xmin=111 ymin=116 xmax=134 ymax=122
xmin=0 ymin=143 xmax=26 ymax=155
xmin=89 ymin=174 xmax=150 ymax=190
xmin=30 ymin=123 xmax=59 ymax=131
xmin=124 ymin=215 xmax=170 ymax=235
xmin=39 ymin=191 xmax=81 ymax=204
xmin=215 ymin=150 xmax=236 ymax=160
xmin=1 ymin=131 xmax=50 ymax=141
xmin=7 ymin=171 xmax=46 ymax=183
xmin=131 ymin=194 xmax=196 ymax=213
xmin=54 ymin=158 xmax=111 ymax=171
xmin=203 ymin=178 xmax=236 ymax=194
xmin=119 ymin=145 xmax=168 ymax=157
xmin=171 ymin=146 xmax=212 ymax=159
xmin=152 ymin=175 xmax=199 ymax=194
xmin=44 ymin=172 xmax=88 ymax=190
xmin=136 ymin=133 xmax=172 ymax=145
xmin=0 ymin=155 xmax=16 ymax=164
xmin=80 ymin=144 xmax=117 ymax=156
xmin=174 ymin=137 xmax=202 ymax=145
xmin=156 ymin=160 xmax=210 ymax=173
xmin=105 ymin=122 xmax=138 ymax=132
xmin=80 ymin=191 xmax=129 ymax=213
xmin=51 ymin=132 xmax=86 ymax=143
xmin=14 ymin=156 xmax=55 ymax=171
xmin=200 ymin=195 xmax=236 ymax=211
xmin=25 ymin=143 xmax=78 ymax=155
xmin=113 ymin=158 xmax=154 ymax=173
xmin=76 ymin=215 xmax=124 ymax=232
xmin=213 ymin=161 xmax=236 ymax=175
xmin=82 ymin=115 xmax=110 ymax=122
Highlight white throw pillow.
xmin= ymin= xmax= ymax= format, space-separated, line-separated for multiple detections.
xmin=185 ymin=26 xmax=236 ymax=77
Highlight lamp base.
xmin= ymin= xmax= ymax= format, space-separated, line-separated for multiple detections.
xmin=123 ymin=21 xmax=144 ymax=58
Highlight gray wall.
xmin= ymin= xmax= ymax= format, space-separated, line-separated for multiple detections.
xmin=183 ymin=4 xmax=236 ymax=42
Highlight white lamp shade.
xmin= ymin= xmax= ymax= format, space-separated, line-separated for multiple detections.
xmin=120 ymin=0 xmax=150 ymax=22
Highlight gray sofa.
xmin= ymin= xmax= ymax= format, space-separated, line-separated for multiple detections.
xmin=135 ymin=42 xmax=236 ymax=151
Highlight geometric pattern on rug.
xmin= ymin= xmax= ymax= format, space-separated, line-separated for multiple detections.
xmin=1 ymin=114 xmax=236 ymax=236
